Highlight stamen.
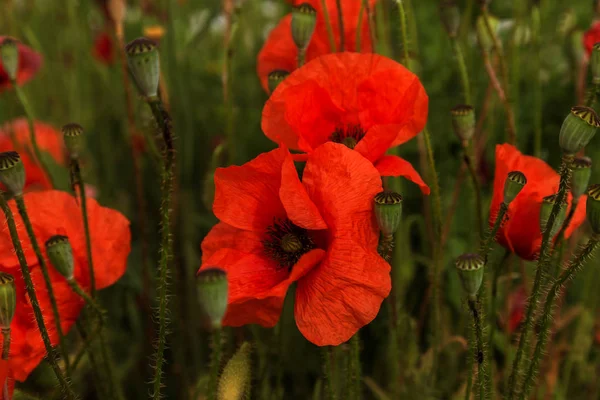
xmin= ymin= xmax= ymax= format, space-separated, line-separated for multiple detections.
xmin=263 ymin=219 xmax=315 ymax=269
xmin=330 ymin=124 xmax=366 ymax=149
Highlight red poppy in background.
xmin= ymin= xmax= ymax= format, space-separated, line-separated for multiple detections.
xmin=489 ymin=144 xmax=587 ymax=261
xmin=0 ymin=190 xmax=131 ymax=381
xmin=93 ymin=32 xmax=115 ymax=65
xmin=262 ymin=52 xmax=429 ymax=194
xmin=0 ymin=119 xmax=65 ymax=192
xmin=506 ymin=285 xmax=527 ymax=335
xmin=257 ymin=0 xmax=376 ymax=92
xmin=584 ymin=21 xmax=600 ymax=57
xmin=0 ymin=36 xmax=42 ymax=92
xmin=199 ymin=143 xmax=390 ymax=345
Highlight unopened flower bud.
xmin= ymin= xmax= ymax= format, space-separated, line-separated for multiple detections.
xmin=45 ymin=235 xmax=75 ymax=280
xmin=374 ymin=191 xmax=403 ymax=237
xmin=291 ymin=3 xmax=317 ymax=51
xmin=197 ymin=268 xmax=228 ymax=330
xmin=0 ymin=151 xmax=26 ymax=196
xmin=539 ymin=194 xmax=567 ymax=238
xmin=0 ymin=38 xmax=19 ymax=82
xmin=559 ymin=106 xmax=600 ymax=155
xmin=586 ymin=184 xmax=600 ymax=234
xmin=455 ymin=253 xmax=485 ymax=298
xmin=268 ymin=70 xmax=289 ymax=93
xmin=439 ymin=0 xmax=460 ymax=38
xmin=218 ymin=342 xmax=252 ymax=400
xmin=571 ymin=156 xmax=592 ymax=199
xmin=476 ymin=14 xmax=499 ymax=54
xmin=62 ymin=123 xmax=84 ymax=159
xmin=125 ymin=37 xmax=160 ymax=98
xmin=451 ymin=105 xmax=476 ymax=142
xmin=592 ymin=43 xmax=600 ymax=85
xmin=0 ymin=273 xmax=16 ymax=330
xmin=503 ymin=171 xmax=527 ymax=204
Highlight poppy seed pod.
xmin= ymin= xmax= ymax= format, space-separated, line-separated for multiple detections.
xmin=62 ymin=123 xmax=84 ymax=159
xmin=572 ymin=156 xmax=592 ymax=199
xmin=439 ymin=1 xmax=460 ymax=39
xmin=587 ymin=184 xmax=600 ymax=234
xmin=125 ymin=37 xmax=160 ymax=98
xmin=592 ymin=43 xmax=600 ymax=85
xmin=197 ymin=268 xmax=229 ymax=330
xmin=451 ymin=105 xmax=476 ymax=142
xmin=455 ymin=253 xmax=485 ymax=298
xmin=503 ymin=171 xmax=527 ymax=204
xmin=45 ymin=235 xmax=75 ymax=280
xmin=374 ymin=191 xmax=403 ymax=237
xmin=268 ymin=70 xmax=289 ymax=94
xmin=0 ymin=151 xmax=26 ymax=196
xmin=476 ymin=14 xmax=499 ymax=54
xmin=0 ymin=272 xmax=16 ymax=330
xmin=539 ymin=194 xmax=568 ymax=238
xmin=559 ymin=106 xmax=600 ymax=155
xmin=0 ymin=37 xmax=19 ymax=82
xmin=291 ymin=3 xmax=317 ymax=51
xmin=218 ymin=342 xmax=252 ymax=400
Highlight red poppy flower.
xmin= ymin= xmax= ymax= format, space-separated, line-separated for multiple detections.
xmin=0 ymin=190 xmax=131 ymax=381
xmin=584 ymin=21 xmax=600 ymax=57
xmin=506 ymin=285 xmax=527 ymax=334
xmin=489 ymin=144 xmax=587 ymax=261
xmin=257 ymin=0 xmax=376 ymax=92
xmin=93 ymin=32 xmax=115 ymax=65
xmin=262 ymin=52 xmax=429 ymax=194
xmin=0 ymin=37 xmax=42 ymax=92
xmin=0 ymin=360 xmax=13 ymax=400
xmin=0 ymin=119 xmax=65 ymax=192
xmin=199 ymin=143 xmax=390 ymax=345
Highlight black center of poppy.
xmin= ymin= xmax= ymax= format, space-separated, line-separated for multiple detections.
xmin=330 ymin=125 xmax=366 ymax=149
xmin=263 ymin=219 xmax=315 ymax=269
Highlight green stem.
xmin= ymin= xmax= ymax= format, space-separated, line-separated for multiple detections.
xmin=74 ymin=317 xmax=110 ymax=399
xmin=349 ymin=334 xmax=361 ymax=400
xmin=463 ymin=148 xmax=483 ymax=240
xmin=362 ymin=0 xmax=376 ymax=52
xmin=488 ymin=250 xmax=511 ymax=363
xmin=0 ymin=193 xmax=76 ymax=400
xmin=464 ymin=327 xmax=474 ymax=400
xmin=67 ymin=279 xmax=105 ymax=321
xmin=320 ymin=0 xmax=337 ymax=52
xmin=531 ymin=5 xmax=542 ymax=157
xmin=480 ymin=202 xmax=508 ymax=259
xmin=14 ymin=195 xmax=70 ymax=373
xmin=451 ymin=39 xmax=472 ymax=104
xmin=208 ymin=329 xmax=222 ymax=400
xmin=396 ymin=0 xmax=410 ymax=67
xmin=355 ymin=1 xmax=365 ymax=52
xmin=468 ymin=298 xmax=490 ymax=400
xmin=520 ymin=235 xmax=600 ymax=398
xmin=1 ymin=328 xmax=10 ymax=360
xmin=298 ymin=48 xmax=306 ymax=67
xmin=335 ymin=0 xmax=344 ymax=51
xmin=323 ymin=347 xmax=336 ymax=400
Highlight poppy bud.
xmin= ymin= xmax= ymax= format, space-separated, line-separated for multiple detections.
xmin=0 ymin=272 xmax=16 ymax=330
xmin=268 ymin=70 xmax=289 ymax=93
xmin=539 ymin=194 xmax=567 ymax=238
xmin=125 ymin=37 xmax=160 ymax=98
xmin=592 ymin=43 xmax=600 ymax=85
xmin=218 ymin=342 xmax=252 ymax=400
xmin=291 ymin=3 xmax=317 ymax=51
xmin=62 ymin=123 xmax=85 ymax=159
xmin=373 ymin=191 xmax=403 ymax=237
xmin=503 ymin=171 xmax=527 ymax=204
xmin=45 ymin=235 xmax=75 ymax=280
xmin=587 ymin=184 xmax=600 ymax=234
xmin=451 ymin=105 xmax=476 ymax=143
xmin=0 ymin=151 xmax=26 ymax=196
xmin=439 ymin=0 xmax=460 ymax=39
xmin=559 ymin=106 xmax=600 ymax=155
xmin=571 ymin=156 xmax=592 ymax=199
xmin=476 ymin=14 xmax=499 ymax=54
xmin=197 ymin=268 xmax=228 ymax=330
xmin=455 ymin=253 xmax=485 ymax=298
xmin=0 ymin=37 xmax=19 ymax=82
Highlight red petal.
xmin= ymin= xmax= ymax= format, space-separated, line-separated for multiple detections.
xmin=201 ymin=222 xmax=264 ymax=263
xmin=565 ymin=195 xmax=588 ymax=238
xmin=375 ymin=155 xmax=430 ymax=195
xmin=354 ymin=125 xmax=398 ymax=162
xmin=0 ymin=37 xmax=42 ymax=91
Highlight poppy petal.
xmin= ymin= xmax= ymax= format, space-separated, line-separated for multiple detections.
xmin=353 ymin=125 xmax=398 ymax=162
xmin=375 ymin=155 xmax=430 ymax=195
xmin=0 ymin=37 xmax=42 ymax=91
xmin=201 ymin=222 xmax=265 ymax=263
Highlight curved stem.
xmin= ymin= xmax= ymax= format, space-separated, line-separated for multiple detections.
xmin=67 ymin=279 xmax=105 ymax=322
xmin=468 ymin=298 xmax=490 ymax=400
xmin=451 ymin=39 xmax=471 ymax=104
xmin=480 ymin=202 xmax=508 ymax=259
xmin=320 ymin=0 xmax=337 ymax=52
xmin=2 ymin=328 xmax=10 ymax=360
xmin=488 ymin=250 xmax=511 ymax=347
xmin=397 ymin=0 xmax=410 ymax=67
xmin=463 ymin=148 xmax=483 ymax=240
xmin=208 ymin=329 xmax=222 ymax=400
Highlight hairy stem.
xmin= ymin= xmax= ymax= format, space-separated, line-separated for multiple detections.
xmin=207 ymin=329 xmax=222 ymax=400
xmin=463 ymin=148 xmax=483 ymax=240
xmin=1 ymin=328 xmax=10 ymax=360
xmin=397 ymin=0 xmax=410 ymax=67
xmin=451 ymin=39 xmax=471 ymax=104
xmin=480 ymin=202 xmax=508 ymax=259
xmin=468 ymin=298 xmax=490 ymax=400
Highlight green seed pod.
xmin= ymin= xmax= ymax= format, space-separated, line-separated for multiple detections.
xmin=268 ymin=70 xmax=289 ymax=94
xmin=0 ymin=272 xmax=16 ymax=330
xmin=476 ymin=14 xmax=499 ymax=54
xmin=62 ymin=123 xmax=84 ymax=159
xmin=0 ymin=151 xmax=26 ymax=196
xmin=0 ymin=37 xmax=19 ymax=82
xmin=125 ymin=37 xmax=160 ymax=98
xmin=592 ymin=43 xmax=600 ymax=85
xmin=455 ymin=253 xmax=485 ymax=298
xmin=439 ymin=0 xmax=460 ymax=39
xmin=197 ymin=268 xmax=229 ymax=330
xmin=559 ymin=106 xmax=600 ymax=155
xmin=373 ymin=191 xmax=403 ymax=237
xmin=571 ymin=156 xmax=592 ymax=199
xmin=291 ymin=3 xmax=317 ymax=51
xmin=586 ymin=184 xmax=600 ymax=234
xmin=218 ymin=342 xmax=252 ymax=400
xmin=503 ymin=171 xmax=527 ymax=204
xmin=539 ymin=194 xmax=568 ymax=238
xmin=45 ymin=235 xmax=75 ymax=280
xmin=451 ymin=105 xmax=476 ymax=142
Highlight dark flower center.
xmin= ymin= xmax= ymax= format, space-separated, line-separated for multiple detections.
xmin=330 ymin=124 xmax=366 ymax=149
xmin=263 ymin=219 xmax=315 ymax=269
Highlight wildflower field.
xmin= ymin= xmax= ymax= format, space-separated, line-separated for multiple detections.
xmin=2 ymin=0 xmax=600 ymax=399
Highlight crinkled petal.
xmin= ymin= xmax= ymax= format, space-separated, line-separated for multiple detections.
xmin=375 ymin=155 xmax=430 ymax=194
xmin=354 ymin=125 xmax=398 ymax=162
xmin=201 ymin=222 xmax=265 ymax=263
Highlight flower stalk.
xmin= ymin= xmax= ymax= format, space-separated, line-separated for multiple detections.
xmin=468 ymin=297 xmax=490 ymax=400
xmin=208 ymin=328 xmax=222 ymax=400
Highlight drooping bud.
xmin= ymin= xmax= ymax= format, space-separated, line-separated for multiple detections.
xmin=571 ymin=156 xmax=592 ymax=199
xmin=0 ymin=37 xmax=19 ymax=82
xmin=592 ymin=43 xmax=600 ymax=85
xmin=197 ymin=268 xmax=228 ymax=330
xmin=268 ymin=70 xmax=289 ymax=94
xmin=0 ymin=273 xmax=16 ymax=330
xmin=291 ymin=3 xmax=317 ymax=51
xmin=439 ymin=0 xmax=460 ymax=38
xmin=559 ymin=106 xmax=600 ymax=154
xmin=503 ymin=171 xmax=527 ymax=204
xmin=45 ymin=235 xmax=75 ymax=280
xmin=62 ymin=123 xmax=85 ymax=159
xmin=125 ymin=37 xmax=160 ymax=98
xmin=373 ymin=191 xmax=403 ymax=237
xmin=451 ymin=105 xmax=476 ymax=142
xmin=586 ymin=184 xmax=600 ymax=234
xmin=218 ymin=342 xmax=252 ymax=400
xmin=476 ymin=14 xmax=499 ymax=54
xmin=0 ymin=151 xmax=26 ymax=196
xmin=539 ymin=194 xmax=568 ymax=238
xmin=455 ymin=253 xmax=485 ymax=298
